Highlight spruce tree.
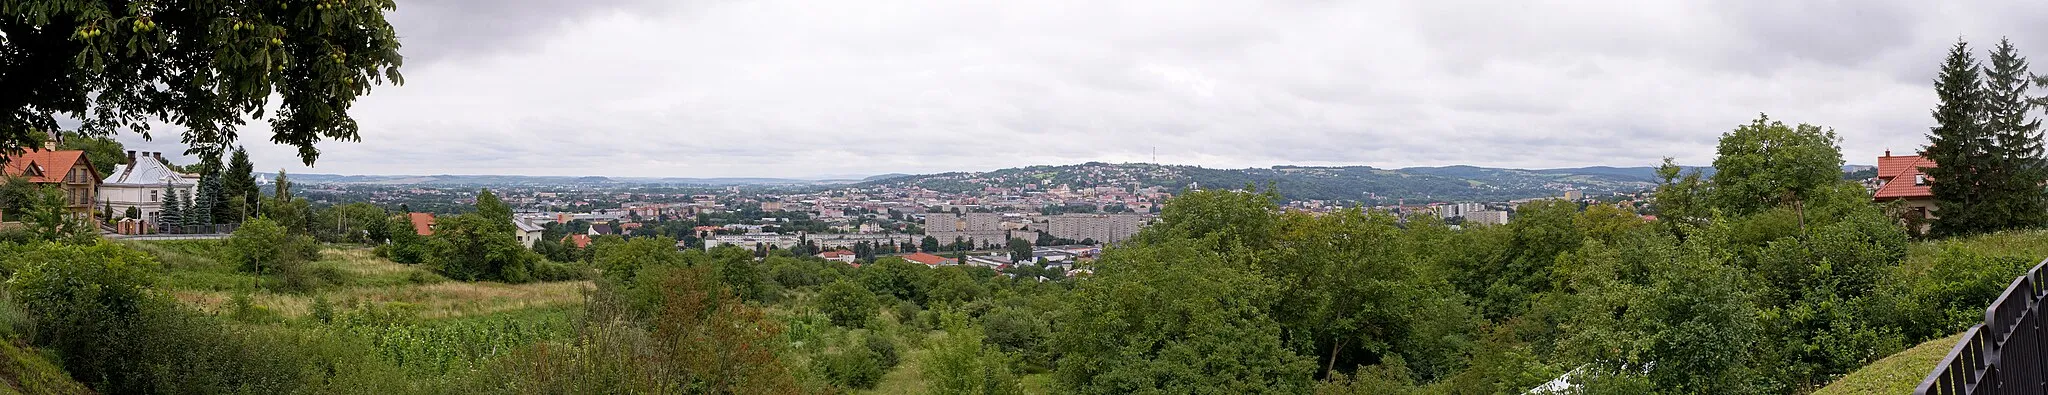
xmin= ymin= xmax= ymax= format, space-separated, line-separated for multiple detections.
xmin=160 ymin=185 xmax=184 ymax=231
xmin=190 ymin=154 xmax=223 ymax=226
xmin=224 ymin=148 xmax=257 ymax=221
xmin=192 ymin=172 xmax=219 ymax=226
xmin=1926 ymin=40 xmax=1993 ymax=236
xmin=1983 ymin=38 xmax=2047 ymax=229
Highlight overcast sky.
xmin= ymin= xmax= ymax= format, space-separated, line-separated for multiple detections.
xmin=112 ymin=0 xmax=2048 ymax=178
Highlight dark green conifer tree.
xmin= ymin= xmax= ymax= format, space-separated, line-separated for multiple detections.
xmin=1926 ymin=40 xmax=1993 ymax=236
xmin=1983 ymin=38 xmax=2048 ymax=229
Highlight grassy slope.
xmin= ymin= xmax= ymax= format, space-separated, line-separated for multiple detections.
xmin=1816 ymin=230 xmax=2048 ymax=394
xmin=1813 ymin=333 xmax=1961 ymax=395
xmin=126 ymin=241 xmax=592 ymax=320
xmin=0 ymin=342 xmax=88 ymax=395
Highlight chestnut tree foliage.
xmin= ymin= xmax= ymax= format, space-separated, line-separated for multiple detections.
xmin=1 ymin=0 xmax=403 ymax=161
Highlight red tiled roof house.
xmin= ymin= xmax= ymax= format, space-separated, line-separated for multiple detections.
xmin=1873 ymin=151 xmax=1936 ymax=232
xmin=902 ymin=252 xmax=956 ymax=266
xmin=1 ymin=135 xmax=100 ymax=221
xmin=408 ymin=213 xmax=437 ymax=236
xmin=817 ymin=250 xmax=856 ymax=264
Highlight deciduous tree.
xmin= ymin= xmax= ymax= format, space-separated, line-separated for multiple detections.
xmin=0 ymin=0 xmax=405 ymax=162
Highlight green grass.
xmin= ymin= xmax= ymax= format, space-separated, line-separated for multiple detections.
xmin=862 ymin=348 xmax=931 ymax=395
xmin=0 ymin=341 xmax=88 ymax=395
xmin=1899 ymin=229 xmax=2048 ymax=275
xmin=128 ymin=242 xmax=593 ymax=321
xmin=1814 ymin=332 xmax=1963 ymax=395
xmin=1820 ymin=230 xmax=2048 ymax=394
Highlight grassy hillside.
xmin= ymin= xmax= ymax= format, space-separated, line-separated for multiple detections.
xmin=124 ymin=241 xmax=591 ymax=321
xmin=857 ymin=162 xmax=1659 ymax=203
xmin=0 ymin=342 xmax=88 ymax=395
xmin=1817 ymin=230 xmax=2048 ymax=394
xmin=1815 ymin=333 xmax=1961 ymax=395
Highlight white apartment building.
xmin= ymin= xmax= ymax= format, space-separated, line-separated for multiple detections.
xmin=1465 ymin=210 xmax=1510 ymax=226
xmin=1438 ymin=202 xmax=1486 ymax=219
xmin=97 ymin=151 xmax=199 ymax=222
xmin=1040 ymin=214 xmax=1151 ymax=244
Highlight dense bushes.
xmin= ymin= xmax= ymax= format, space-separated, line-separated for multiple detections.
xmin=821 ymin=333 xmax=888 ymax=389
xmin=225 ymin=218 xmax=328 ymax=291
xmin=3 ymin=242 xmax=411 ymax=393
xmin=465 ymin=265 xmax=807 ymax=393
xmin=819 ymin=279 xmax=879 ymax=328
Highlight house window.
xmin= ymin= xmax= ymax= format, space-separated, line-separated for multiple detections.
xmin=1915 ymin=175 xmax=1927 ymax=186
xmin=150 ymin=191 xmax=159 ymax=202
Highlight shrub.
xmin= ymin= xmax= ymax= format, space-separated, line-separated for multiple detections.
xmin=406 ymin=270 xmax=450 ymax=285
xmin=423 ymin=214 xmax=543 ymax=283
xmin=821 ymin=339 xmax=887 ymax=389
xmin=7 ymin=242 xmax=333 ymax=393
xmin=818 ymin=280 xmax=879 ymax=328
xmin=530 ymin=260 xmax=592 ymax=282
xmin=1890 ymin=246 xmax=2034 ymax=341
xmin=865 ymin=330 xmax=900 ymax=370
xmin=225 ymin=218 xmax=322 ymax=289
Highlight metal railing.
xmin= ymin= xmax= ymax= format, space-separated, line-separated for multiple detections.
xmin=156 ymin=223 xmax=240 ymax=235
xmin=1917 ymin=258 xmax=2048 ymax=395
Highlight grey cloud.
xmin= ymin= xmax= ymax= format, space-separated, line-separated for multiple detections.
xmin=386 ymin=0 xmax=664 ymax=65
xmin=171 ymin=0 xmax=2048 ymax=179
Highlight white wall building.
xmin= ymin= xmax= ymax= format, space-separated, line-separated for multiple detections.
xmin=514 ymin=219 xmax=545 ymax=248
xmin=1466 ymin=210 xmax=1510 ymax=226
xmin=1041 ymin=214 xmax=1151 ymax=244
xmin=96 ymin=151 xmax=199 ymax=223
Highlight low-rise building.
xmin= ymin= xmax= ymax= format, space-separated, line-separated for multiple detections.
xmin=818 ymin=250 xmax=856 ymax=263
xmin=97 ymin=151 xmax=198 ymax=223
xmin=1873 ymin=151 xmax=1937 ymax=232
xmin=2 ymin=135 xmax=101 ymax=221
xmin=514 ymin=219 xmax=545 ymax=248
xmin=902 ymin=252 xmax=956 ymax=266
xmin=408 ymin=213 xmax=436 ymax=236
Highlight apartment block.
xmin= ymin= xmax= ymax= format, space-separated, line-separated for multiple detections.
xmin=1041 ymin=214 xmax=1152 ymax=244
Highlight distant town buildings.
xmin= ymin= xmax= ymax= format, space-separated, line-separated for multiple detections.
xmin=703 ymin=232 xmax=917 ymax=251
xmin=1437 ymin=202 xmax=1486 ymax=220
xmin=925 ymin=212 xmax=1011 ymax=245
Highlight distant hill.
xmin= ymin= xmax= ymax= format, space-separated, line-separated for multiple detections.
xmin=857 ymin=162 xmax=1683 ymax=203
xmin=863 ymin=173 xmax=913 ymax=182
xmin=260 ymin=173 xmax=865 ymax=186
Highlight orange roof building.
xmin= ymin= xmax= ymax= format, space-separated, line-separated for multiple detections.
xmin=1 ymin=147 xmax=100 ymax=219
xmin=903 ymin=252 xmax=955 ymax=266
xmin=408 ymin=213 xmax=436 ymax=236
xmin=1873 ymin=151 xmax=1935 ymax=201
xmin=1873 ymin=150 xmax=1938 ymax=233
